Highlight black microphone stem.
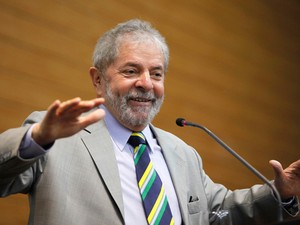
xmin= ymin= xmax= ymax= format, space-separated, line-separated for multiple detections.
xmin=182 ymin=120 xmax=283 ymax=222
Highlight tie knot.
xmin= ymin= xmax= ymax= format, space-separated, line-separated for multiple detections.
xmin=128 ymin=132 xmax=146 ymax=148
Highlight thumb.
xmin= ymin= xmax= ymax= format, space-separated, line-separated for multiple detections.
xmin=269 ymin=160 xmax=284 ymax=178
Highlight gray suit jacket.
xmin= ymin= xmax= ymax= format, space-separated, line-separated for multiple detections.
xmin=0 ymin=111 xmax=290 ymax=225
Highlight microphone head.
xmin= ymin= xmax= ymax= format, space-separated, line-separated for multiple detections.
xmin=176 ymin=118 xmax=186 ymax=127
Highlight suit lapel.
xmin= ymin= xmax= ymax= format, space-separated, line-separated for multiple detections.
xmin=80 ymin=120 xmax=125 ymax=219
xmin=152 ymin=127 xmax=189 ymax=225
xmin=79 ymin=120 xmax=189 ymax=223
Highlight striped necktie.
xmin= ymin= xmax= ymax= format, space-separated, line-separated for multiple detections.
xmin=128 ymin=132 xmax=174 ymax=225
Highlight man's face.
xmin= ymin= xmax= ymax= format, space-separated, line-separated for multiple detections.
xmin=98 ymin=40 xmax=165 ymax=131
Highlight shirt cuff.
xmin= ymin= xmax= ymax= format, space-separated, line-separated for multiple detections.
xmin=282 ymin=196 xmax=299 ymax=216
xmin=19 ymin=124 xmax=53 ymax=159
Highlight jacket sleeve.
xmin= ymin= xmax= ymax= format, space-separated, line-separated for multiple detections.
xmin=0 ymin=111 xmax=47 ymax=197
xmin=198 ymin=147 xmax=296 ymax=225
xmin=155 ymin=127 xmax=297 ymax=225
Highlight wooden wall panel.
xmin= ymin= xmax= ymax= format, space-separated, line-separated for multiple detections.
xmin=0 ymin=0 xmax=299 ymax=223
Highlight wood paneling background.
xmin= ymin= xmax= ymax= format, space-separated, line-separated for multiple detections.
xmin=0 ymin=0 xmax=299 ymax=223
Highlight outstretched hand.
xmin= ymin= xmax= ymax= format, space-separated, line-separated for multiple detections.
xmin=32 ymin=97 xmax=105 ymax=146
xmin=270 ymin=159 xmax=300 ymax=200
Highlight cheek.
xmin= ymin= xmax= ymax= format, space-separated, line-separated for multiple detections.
xmin=154 ymin=83 xmax=164 ymax=97
xmin=109 ymin=79 xmax=134 ymax=96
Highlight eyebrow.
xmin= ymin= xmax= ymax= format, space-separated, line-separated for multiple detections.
xmin=121 ymin=62 xmax=164 ymax=71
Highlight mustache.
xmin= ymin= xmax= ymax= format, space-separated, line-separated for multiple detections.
xmin=125 ymin=90 xmax=157 ymax=101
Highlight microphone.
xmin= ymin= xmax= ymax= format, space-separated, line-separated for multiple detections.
xmin=176 ymin=117 xmax=283 ymax=221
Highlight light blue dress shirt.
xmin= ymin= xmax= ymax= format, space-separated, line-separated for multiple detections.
xmin=102 ymin=106 xmax=182 ymax=225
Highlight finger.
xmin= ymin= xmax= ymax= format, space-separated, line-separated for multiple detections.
xmin=290 ymin=159 xmax=300 ymax=169
xmin=79 ymin=109 xmax=105 ymax=128
xmin=57 ymin=97 xmax=81 ymax=115
xmin=77 ymin=98 xmax=105 ymax=109
xmin=47 ymin=99 xmax=61 ymax=112
xmin=269 ymin=160 xmax=284 ymax=178
xmin=287 ymin=160 xmax=300 ymax=176
xmin=63 ymin=98 xmax=105 ymax=116
xmin=44 ymin=100 xmax=61 ymax=121
xmin=93 ymin=97 xmax=105 ymax=106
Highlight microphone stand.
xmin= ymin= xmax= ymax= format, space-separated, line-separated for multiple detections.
xmin=176 ymin=118 xmax=283 ymax=222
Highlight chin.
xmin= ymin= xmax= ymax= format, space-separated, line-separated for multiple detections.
xmin=125 ymin=114 xmax=150 ymax=127
xmin=120 ymin=106 xmax=157 ymax=127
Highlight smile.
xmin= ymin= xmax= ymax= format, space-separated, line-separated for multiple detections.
xmin=131 ymin=97 xmax=152 ymax=102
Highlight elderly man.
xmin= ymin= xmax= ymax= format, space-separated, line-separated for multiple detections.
xmin=0 ymin=19 xmax=299 ymax=225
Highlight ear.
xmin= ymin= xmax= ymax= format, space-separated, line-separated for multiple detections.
xmin=89 ymin=67 xmax=103 ymax=97
xmin=89 ymin=67 xmax=101 ymax=87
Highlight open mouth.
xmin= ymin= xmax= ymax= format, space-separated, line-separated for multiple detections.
xmin=128 ymin=97 xmax=155 ymax=108
xmin=130 ymin=97 xmax=152 ymax=102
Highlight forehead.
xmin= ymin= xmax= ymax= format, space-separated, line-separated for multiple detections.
xmin=114 ymin=39 xmax=165 ymax=69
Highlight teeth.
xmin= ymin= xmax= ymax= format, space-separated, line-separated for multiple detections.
xmin=133 ymin=98 xmax=149 ymax=102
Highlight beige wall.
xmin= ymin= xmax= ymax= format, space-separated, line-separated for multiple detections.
xmin=0 ymin=0 xmax=299 ymax=223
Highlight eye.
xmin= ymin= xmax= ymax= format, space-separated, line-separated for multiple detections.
xmin=121 ymin=68 xmax=138 ymax=77
xmin=127 ymin=69 xmax=136 ymax=74
xmin=151 ymin=71 xmax=163 ymax=80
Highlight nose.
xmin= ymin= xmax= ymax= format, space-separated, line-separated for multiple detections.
xmin=135 ymin=71 xmax=154 ymax=91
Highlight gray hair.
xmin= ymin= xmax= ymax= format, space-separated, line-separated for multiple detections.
xmin=92 ymin=19 xmax=169 ymax=75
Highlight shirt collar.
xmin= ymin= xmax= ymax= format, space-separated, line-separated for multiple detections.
xmin=101 ymin=105 xmax=156 ymax=153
